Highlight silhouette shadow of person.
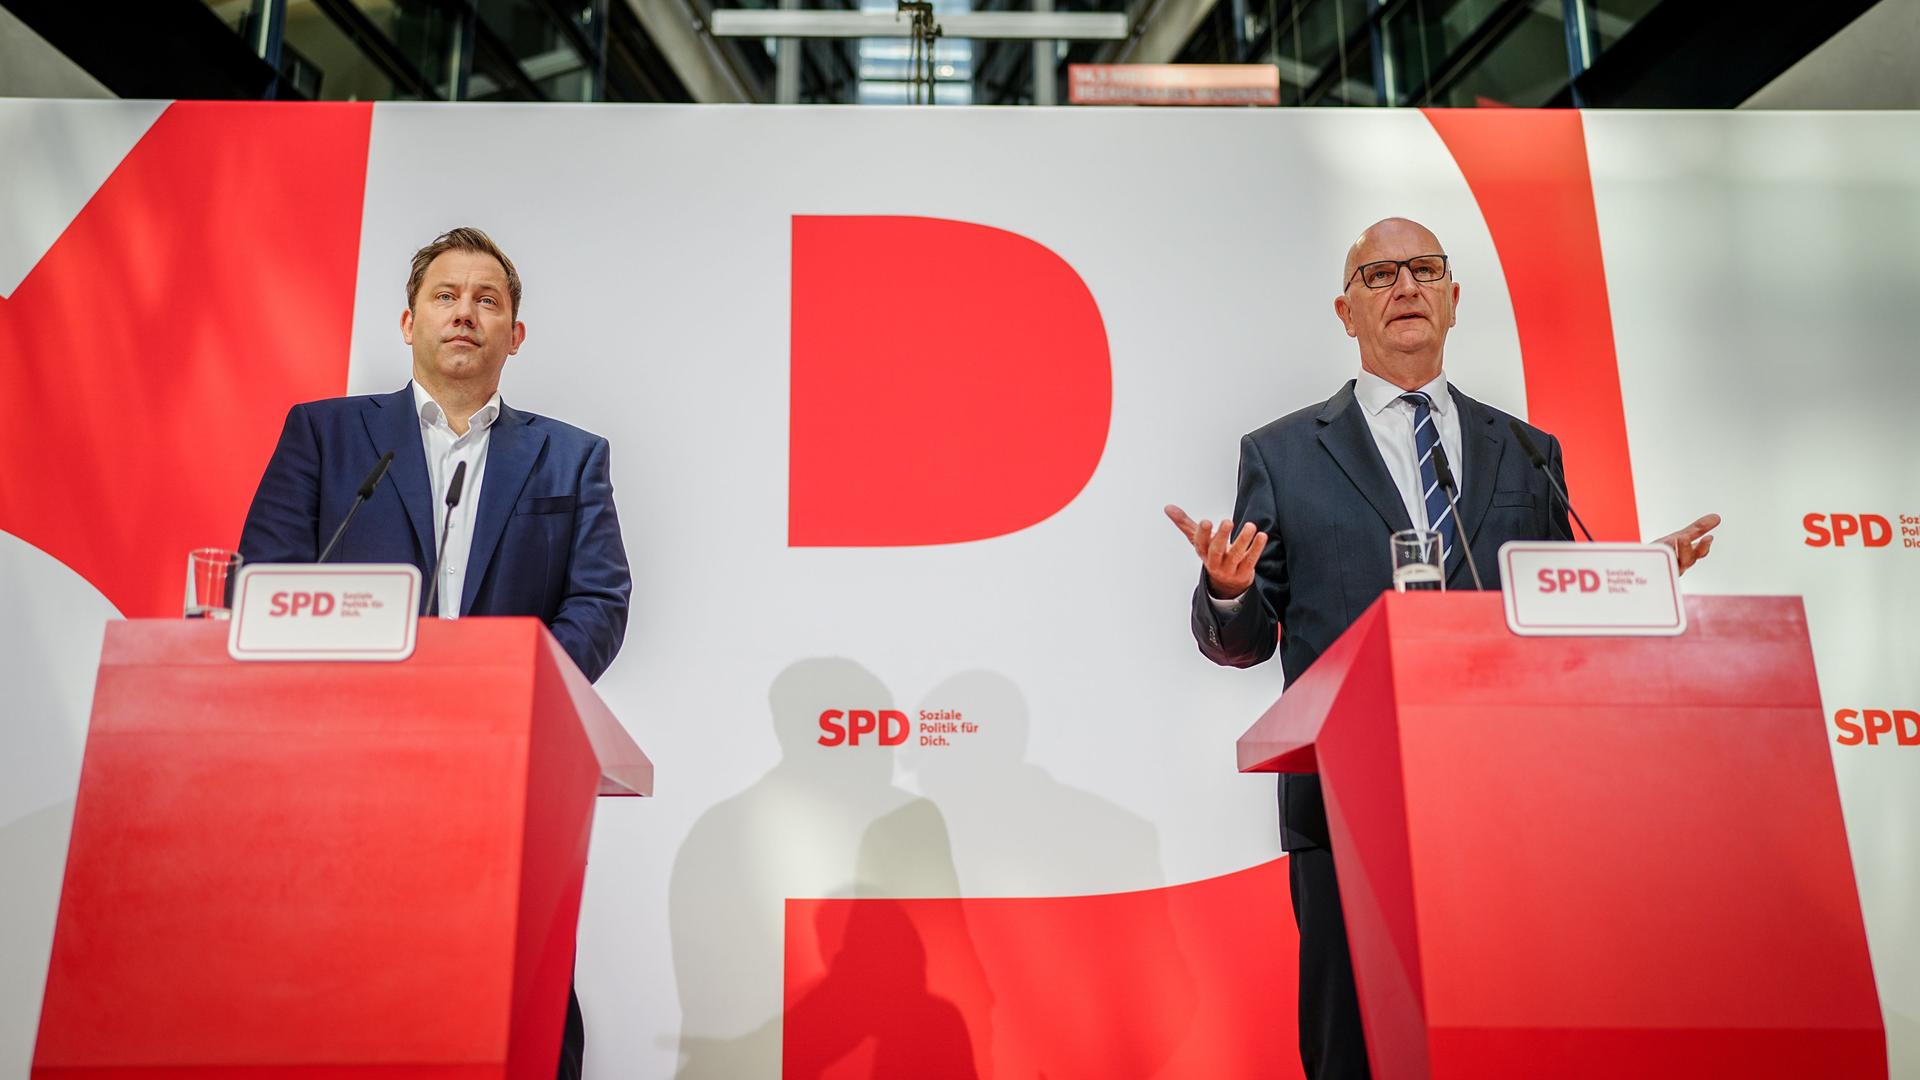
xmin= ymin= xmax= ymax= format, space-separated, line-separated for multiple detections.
xmin=669 ymin=658 xmax=979 ymax=1079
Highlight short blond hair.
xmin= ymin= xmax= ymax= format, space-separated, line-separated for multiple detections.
xmin=406 ymin=227 xmax=522 ymax=320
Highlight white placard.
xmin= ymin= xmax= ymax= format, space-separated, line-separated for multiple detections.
xmin=226 ymin=564 xmax=421 ymax=661
xmin=1499 ymin=541 xmax=1686 ymax=637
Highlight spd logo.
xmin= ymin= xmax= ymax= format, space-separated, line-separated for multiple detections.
xmin=818 ymin=709 xmax=909 ymax=747
xmin=1536 ymin=568 xmax=1601 ymax=593
xmin=268 ymin=591 xmax=337 ymax=616
xmin=1833 ymin=709 xmax=1920 ymax=747
xmin=1803 ymin=513 xmax=1895 ymax=548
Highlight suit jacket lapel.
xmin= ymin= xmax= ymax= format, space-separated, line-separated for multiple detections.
xmin=361 ymin=387 xmax=435 ymax=566
xmin=1448 ymin=385 xmax=1504 ymax=586
xmin=461 ymin=402 xmax=545 ymax=616
xmin=1316 ymin=381 xmax=1415 ymax=536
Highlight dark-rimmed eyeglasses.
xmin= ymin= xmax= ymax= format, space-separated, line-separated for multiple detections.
xmin=1345 ymin=255 xmax=1449 ymax=291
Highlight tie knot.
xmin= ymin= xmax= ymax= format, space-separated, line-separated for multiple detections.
xmin=1400 ymin=392 xmax=1433 ymax=413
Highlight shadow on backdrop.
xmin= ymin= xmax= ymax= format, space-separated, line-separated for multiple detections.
xmin=667 ymin=658 xmax=978 ymax=1079
xmin=881 ymin=669 xmax=1199 ymax=1077
xmin=783 ymin=897 xmax=979 ymax=1079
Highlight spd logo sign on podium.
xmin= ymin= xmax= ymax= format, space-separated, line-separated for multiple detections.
xmin=227 ymin=564 xmax=421 ymax=661
xmin=1499 ymin=542 xmax=1686 ymax=637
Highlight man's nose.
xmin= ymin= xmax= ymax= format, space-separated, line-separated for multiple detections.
xmin=450 ymin=295 xmax=477 ymax=323
xmin=1389 ymin=264 xmax=1419 ymax=297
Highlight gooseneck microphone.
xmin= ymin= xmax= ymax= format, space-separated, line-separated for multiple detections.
xmin=317 ymin=451 xmax=396 ymax=563
xmin=1429 ymin=442 xmax=1486 ymax=592
xmin=1507 ymin=419 xmax=1595 ymax=542
xmin=422 ymin=459 xmax=468 ymax=618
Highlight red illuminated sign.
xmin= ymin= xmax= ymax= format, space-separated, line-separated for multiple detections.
xmin=1068 ymin=65 xmax=1279 ymax=107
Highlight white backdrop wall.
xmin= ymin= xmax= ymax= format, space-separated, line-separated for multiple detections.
xmin=0 ymin=101 xmax=1914 ymax=1078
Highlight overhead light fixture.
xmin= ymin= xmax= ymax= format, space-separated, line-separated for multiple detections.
xmin=709 ymin=10 xmax=1129 ymax=40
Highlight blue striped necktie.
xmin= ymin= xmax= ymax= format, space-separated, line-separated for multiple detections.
xmin=1401 ymin=392 xmax=1456 ymax=564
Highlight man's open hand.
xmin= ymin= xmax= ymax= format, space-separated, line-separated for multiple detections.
xmin=1655 ymin=513 xmax=1721 ymax=576
xmin=1165 ymin=504 xmax=1267 ymax=600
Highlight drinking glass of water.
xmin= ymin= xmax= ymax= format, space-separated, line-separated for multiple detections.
xmin=1391 ymin=529 xmax=1444 ymax=592
xmin=185 ymin=548 xmax=244 ymax=618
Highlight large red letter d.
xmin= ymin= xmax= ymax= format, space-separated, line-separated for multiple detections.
xmin=790 ymin=215 xmax=1112 ymax=546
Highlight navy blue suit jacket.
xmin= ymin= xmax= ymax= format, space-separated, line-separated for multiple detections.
xmin=1190 ymin=379 xmax=1572 ymax=849
xmin=237 ymin=386 xmax=632 ymax=683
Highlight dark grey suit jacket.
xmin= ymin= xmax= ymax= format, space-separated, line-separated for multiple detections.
xmin=1190 ymin=378 xmax=1572 ymax=849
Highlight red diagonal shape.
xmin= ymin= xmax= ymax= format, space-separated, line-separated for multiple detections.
xmin=785 ymin=858 xmax=1302 ymax=1079
xmin=790 ymin=215 xmax=1113 ymax=547
xmin=1423 ymin=109 xmax=1640 ymax=541
xmin=0 ymin=102 xmax=371 ymax=616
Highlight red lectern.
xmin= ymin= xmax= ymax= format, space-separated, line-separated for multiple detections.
xmin=34 ymin=618 xmax=650 ymax=1079
xmin=1239 ymin=593 xmax=1883 ymax=1080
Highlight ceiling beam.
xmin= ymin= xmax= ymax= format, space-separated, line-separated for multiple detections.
xmin=621 ymin=0 xmax=761 ymax=102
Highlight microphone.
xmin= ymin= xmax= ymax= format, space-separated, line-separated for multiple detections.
xmin=1507 ymin=419 xmax=1595 ymax=542
xmin=1429 ymin=442 xmax=1486 ymax=591
xmin=422 ymin=459 xmax=467 ymax=618
xmin=317 ymin=451 xmax=395 ymax=563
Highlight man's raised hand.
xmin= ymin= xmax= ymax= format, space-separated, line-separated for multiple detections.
xmin=1655 ymin=512 xmax=1721 ymax=576
xmin=1165 ymin=504 xmax=1268 ymax=600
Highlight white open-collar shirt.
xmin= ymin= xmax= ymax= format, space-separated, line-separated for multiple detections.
xmin=413 ymin=380 xmax=500 ymax=618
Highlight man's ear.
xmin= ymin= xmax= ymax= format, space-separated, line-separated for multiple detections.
xmin=400 ymin=308 xmax=415 ymax=345
xmin=1333 ymin=294 xmax=1357 ymax=338
xmin=1447 ymin=280 xmax=1460 ymax=328
xmin=508 ymin=320 xmax=527 ymax=356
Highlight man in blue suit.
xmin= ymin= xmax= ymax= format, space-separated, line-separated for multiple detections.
xmin=238 ymin=226 xmax=629 ymax=1080
xmin=1166 ymin=218 xmax=1717 ymax=1080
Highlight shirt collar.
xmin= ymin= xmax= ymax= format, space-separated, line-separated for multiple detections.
xmin=411 ymin=380 xmax=502 ymax=433
xmin=1355 ymin=367 xmax=1451 ymax=417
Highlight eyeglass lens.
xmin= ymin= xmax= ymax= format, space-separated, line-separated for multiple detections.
xmin=1357 ymin=256 xmax=1446 ymax=289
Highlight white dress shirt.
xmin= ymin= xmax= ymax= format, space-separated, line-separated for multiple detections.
xmin=1352 ymin=367 xmax=1464 ymax=534
xmin=1211 ymin=368 xmax=1464 ymax=614
xmin=413 ymin=381 xmax=500 ymax=619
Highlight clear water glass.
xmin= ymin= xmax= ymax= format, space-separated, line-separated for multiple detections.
xmin=185 ymin=548 xmax=244 ymax=618
xmin=1391 ymin=529 xmax=1444 ymax=592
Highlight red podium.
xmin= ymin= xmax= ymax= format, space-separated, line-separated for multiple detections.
xmin=1239 ymin=593 xmax=1883 ymax=1080
xmin=34 ymin=618 xmax=650 ymax=1079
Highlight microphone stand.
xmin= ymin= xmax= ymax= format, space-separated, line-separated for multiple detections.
xmin=1431 ymin=442 xmax=1486 ymax=592
xmin=1507 ymin=419 xmax=1595 ymax=542
xmin=318 ymin=451 xmax=395 ymax=563
xmin=422 ymin=459 xmax=467 ymax=618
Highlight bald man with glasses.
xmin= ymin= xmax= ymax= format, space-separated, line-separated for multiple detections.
xmin=1166 ymin=218 xmax=1719 ymax=1080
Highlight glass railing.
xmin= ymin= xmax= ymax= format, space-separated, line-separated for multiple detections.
xmin=195 ymin=0 xmax=610 ymax=102
xmin=1224 ymin=0 xmax=1673 ymax=107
